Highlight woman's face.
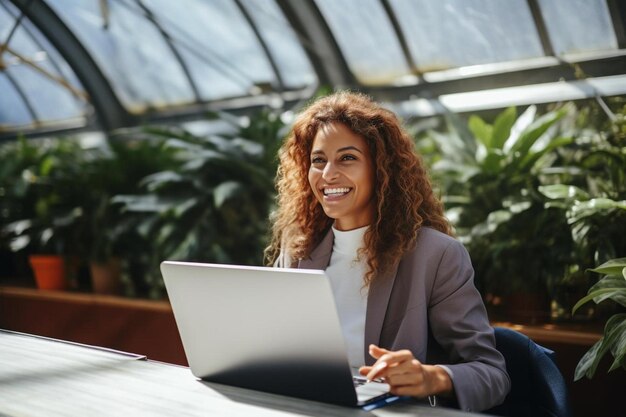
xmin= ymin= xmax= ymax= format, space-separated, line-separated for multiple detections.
xmin=308 ymin=123 xmax=375 ymax=231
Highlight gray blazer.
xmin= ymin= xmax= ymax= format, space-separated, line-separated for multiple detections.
xmin=291 ymin=227 xmax=510 ymax=412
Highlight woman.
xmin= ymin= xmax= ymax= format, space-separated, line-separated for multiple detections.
xmin=265 ymin=91 xmax=510 ymax=412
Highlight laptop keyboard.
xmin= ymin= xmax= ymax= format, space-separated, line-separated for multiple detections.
xmin=353 ymin=376 xmax=367 ymax=387
xmin=352 ymin=376 xmax=385 ymax=386
xmin=353 ymin=376 xmax=392 ymax=404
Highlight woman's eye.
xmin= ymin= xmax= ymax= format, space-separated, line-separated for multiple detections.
xmin=341 ymin=154 xmax=356 ymax=161
xmin=311 ymin=157 xmax=325 ymax=164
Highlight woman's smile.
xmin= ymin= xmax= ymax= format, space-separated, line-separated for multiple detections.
xmin=323 ymin=187 xmax=352 ymax=199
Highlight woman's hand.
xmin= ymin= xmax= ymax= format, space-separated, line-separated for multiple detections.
xmin=358 ymin=345 xmax=453 ymax=398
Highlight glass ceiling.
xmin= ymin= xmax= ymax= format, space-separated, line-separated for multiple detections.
xmin=1 ymin=0 xmax=625 ymax=138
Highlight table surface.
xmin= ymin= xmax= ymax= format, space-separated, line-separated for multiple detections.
xmin=0 ymin=329 xmax=485 ymax=417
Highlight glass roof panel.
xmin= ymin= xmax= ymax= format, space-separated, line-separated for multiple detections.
xmin=315 ymin=0 xmax=410 ymax=85
xmin=388 ymin=0 xmax=544 ymax=71
xmin=1 ymin=1 xmax=87 ymax=131
xmin=7 ymin=63 xmax=84 ymax=122
xmin=0 ymin=74 xmax=33 ymax=127
xmin=537 ymin=0 xmax=618 ymax=55
xmin=48 ymin=0 xmax=195 ymax=111
xmin=142 ymin=0 xmax=280 ymax=100
xmin=239 ymin=0 xmax=316 ymax=89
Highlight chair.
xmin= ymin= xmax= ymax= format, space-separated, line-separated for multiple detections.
xmin=485 ymin=327 xmax=573 ymax=417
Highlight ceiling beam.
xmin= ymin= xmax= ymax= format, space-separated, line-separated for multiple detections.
xmin=275 ymin=0 xmax=355 ymax=88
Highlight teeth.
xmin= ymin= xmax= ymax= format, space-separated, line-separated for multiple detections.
xmin=324 ymin=187 xmax=350 ymax=195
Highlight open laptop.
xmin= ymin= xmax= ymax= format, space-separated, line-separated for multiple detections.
xmin=160 ymin=261 xmax=402 ymax=409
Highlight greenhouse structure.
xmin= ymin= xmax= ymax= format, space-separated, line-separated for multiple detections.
xmin=0 ymin=1 xmax=625 ymax=417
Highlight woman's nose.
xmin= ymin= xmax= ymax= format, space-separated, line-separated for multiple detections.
xmin=322 ymin=162 xmax=338 ymax=181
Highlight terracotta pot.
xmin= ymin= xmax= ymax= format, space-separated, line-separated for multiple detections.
xmin=29 ymin=255 xmax=66 ymax=290
xmin=90 ymin=258 xmax=122 ymax=295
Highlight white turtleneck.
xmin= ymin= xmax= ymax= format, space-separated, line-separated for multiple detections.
xmin=325 ymin=225 xmax=369 ymax=372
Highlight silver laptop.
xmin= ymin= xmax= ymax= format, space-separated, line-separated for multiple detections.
xmin=160 ymin=261 xmax=400 ymax=408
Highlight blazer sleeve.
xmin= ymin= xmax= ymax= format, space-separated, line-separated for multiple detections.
xmin=428 ymin=239 xmax=511 ymax=412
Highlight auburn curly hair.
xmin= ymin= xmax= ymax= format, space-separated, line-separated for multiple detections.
xmin=265 ymin=91 xmax=451 ymax=286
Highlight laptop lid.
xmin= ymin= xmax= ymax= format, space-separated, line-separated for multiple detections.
xmin=161 ymin=261 xmax=389 ymax=406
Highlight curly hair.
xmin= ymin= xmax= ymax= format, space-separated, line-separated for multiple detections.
xmin=265 ymin=91 xmax=451 ymax=285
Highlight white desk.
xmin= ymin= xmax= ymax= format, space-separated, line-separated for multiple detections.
xmin=0 ymin=330 xmax=483 ymax=416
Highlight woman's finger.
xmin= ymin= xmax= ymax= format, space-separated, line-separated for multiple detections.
xmin=368 ymin=344 xmax=391 ymax=359
xmin=365 ymin=348 xmax=416 ymax=381
xmin=365 ymin=360 xmax=388 ymax=381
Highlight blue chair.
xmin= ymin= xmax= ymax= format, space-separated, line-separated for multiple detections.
xmin=485 ymin=327 xmax=572 ymax=417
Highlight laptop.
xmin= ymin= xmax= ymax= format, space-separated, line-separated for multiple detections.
xmin=160 ymin=261 xmax=402 ymax=409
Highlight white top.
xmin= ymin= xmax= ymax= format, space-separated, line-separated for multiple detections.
xmin=325 ymin=225 xmax=369 ymax=372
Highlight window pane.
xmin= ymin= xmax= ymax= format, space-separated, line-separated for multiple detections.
xmin=48 ymin=0 xmax=194 ymax=110
xmin=0 ymin=75 xmax=33 ymax=128
xmin=239 ymin=0 xmax=316 ymax=89
xmin=538 ymin=0 xmax=617 ymax=55
xmin=142 ymin=0 xmax=282 ymax=100
xmin=7 ymin=64 xmax=83 ymax=122
xmin=315 ymin=0 xmax=410 ymax=84
xmin=388 ymin=0 xmax=544 ymax=71
xmin=0 ymin=1 xmax=87 ymax=129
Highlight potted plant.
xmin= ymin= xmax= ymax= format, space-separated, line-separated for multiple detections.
xmin=80 ymin=134 xmax=180 ymax=295
xmin=1 ymin=137 xmax=85 ymax=290
xmin=0 ymin=137 xmax=43 ymax=281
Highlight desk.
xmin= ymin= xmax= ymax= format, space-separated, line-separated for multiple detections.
xmin=0 ymin=330 xmax=480 ymax=417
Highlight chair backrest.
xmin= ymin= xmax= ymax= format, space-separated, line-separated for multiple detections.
xmin=485 ymin=327 xmax=572 ymax=417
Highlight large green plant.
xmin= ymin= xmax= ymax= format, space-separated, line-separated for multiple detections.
xmin=424 ymin=104 xmax=575 ymax=297
xmin=572 ymin=258 xmax=626 ymax=380
xmin=538 ymin=102 xmax=626 ymax=267
xmin=73 ymin=135 xmax=179 ymax=264
xmin=0 ymin=137 xmax=88 ymax=257
xmin=113 ymin=110 xmax=285 ymax=297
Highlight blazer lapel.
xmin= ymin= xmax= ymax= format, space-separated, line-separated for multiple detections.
xmin=364 ymin=261 xmax=400 ymax=365
xmin=297 ymin=229 xmax=334 ymax=270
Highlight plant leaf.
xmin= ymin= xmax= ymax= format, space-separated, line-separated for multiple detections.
xmin=491 ymin=107 xmax=517 ymax=150
xmin=538 ymin=184 xmax=590 ymax=201
xmin=577 ymin=314 xmax=626 ymax=379
xmin=517 ymin=136 xmax=573 ymax=171
xmin=568 ymin=199 xmax=626 ymax=224
xmin=174 ymin=197 xmax=199 ymax=217
xmin=588 ymin=258 xmax=626 ymax=277
xmin=574 ymin=338 xmax=602 ymax=380
xmin=587 ymin=276 xmax=626 ymax=307
xmin=139 ymin=171 xmax=184 ymax=190
xmin=468 ymin=115 xmax=493 ymax=148
xmin=509 ymin=106 xmax=567 ymax=157
xmin=480 ymin=149 xmax=505 ymax=174
xmin=572 ymin=288 xmax=623 ymax=313
xmin=503 ymin=105 xmax=536 ymax=153
xmin=112 ymin=195 xmax=177 ymax=213
xmin=607 ymin=315 xmax=626 ymax=372
xmin=213 ymin=181 xmax=244 ymax=208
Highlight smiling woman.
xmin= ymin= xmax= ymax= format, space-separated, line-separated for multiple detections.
xmin=265 ymin=91 xmax=511 ymax=412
